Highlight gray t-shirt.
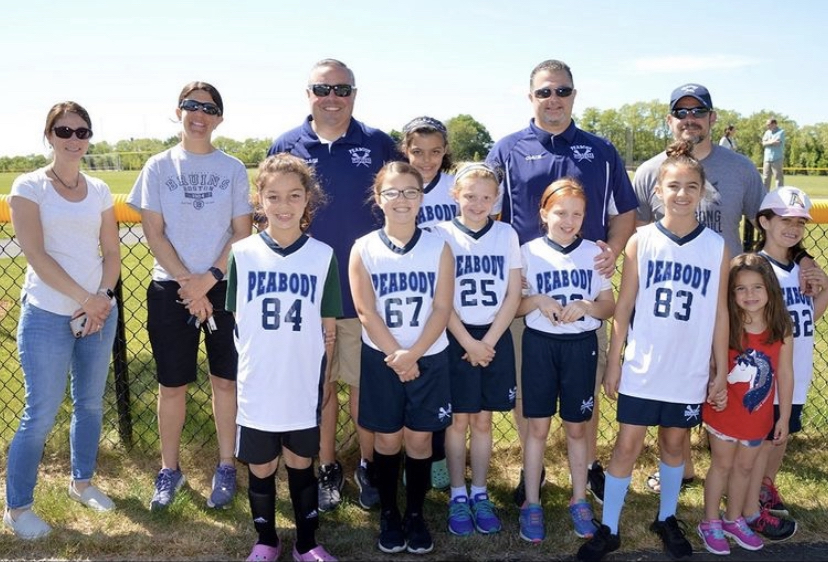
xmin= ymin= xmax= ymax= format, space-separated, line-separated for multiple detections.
xmin=633 ymin=145 xmax=765 ymax=257
xmin=127 ymin=144 xmax=253 ymax=281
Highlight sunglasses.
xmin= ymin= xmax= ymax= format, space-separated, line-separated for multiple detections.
xmin=671 ymin=107 xmax=710 ymax=120
xmin=309 ymin=83 xmax=355 ymax=98
xmin=52 ymin=126 xmax=93 ymax=140
xmin=533 ymin=86 xmax=574 ymax=99
xmin=179 ymin=99 xmax=222 ymax=116
xmin=380 ymin=188 xmax=422 ymax=200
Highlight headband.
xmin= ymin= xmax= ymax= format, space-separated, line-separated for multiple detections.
xmin=454 ymin=162 xmax=500 ymax=184
xmin=402 ymin=116 xmax=447 ymax=135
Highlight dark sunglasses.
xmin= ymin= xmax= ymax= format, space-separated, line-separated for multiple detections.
xmin=533 ymin=86 xmax=574 ymax=99
xmin=179 ymin=99 xmax=222 ymax=116
xmin=309 ymin=83 xmax=355 ymax=98
xmin=671 ymin=107 xmax=710 ymax=120
xmin=53 ymin=126 xmax=93 ymax=140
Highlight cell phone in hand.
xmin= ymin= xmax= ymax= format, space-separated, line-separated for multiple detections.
xmin=70 ymin=311 xmax=87 ymax=338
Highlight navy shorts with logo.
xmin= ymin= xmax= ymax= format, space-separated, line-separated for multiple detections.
xmin=521 ymin=327 xmax=597 ymax=422
xmin=358 ymin=344 xmax=452 ymax=433
xmin=235 ymin=425 xmax=320 ymax=465
xmin=146 ymin=280 xmax=238 ymax=387
xmin=448 ymin=324 xmax=516 ymax=414
xmin=617 ymin=393 xmax=703 ymax=428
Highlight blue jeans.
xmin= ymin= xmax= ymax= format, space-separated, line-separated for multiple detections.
xmin=5 ymin=299 xmax=117 ymax=509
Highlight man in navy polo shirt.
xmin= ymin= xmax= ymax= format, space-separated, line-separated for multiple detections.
xmin=268 ymin=58 xmax=399 ymax=513
xmin=486 ymin=59 xmax=638 ymax=516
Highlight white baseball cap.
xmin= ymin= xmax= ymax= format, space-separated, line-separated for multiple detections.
xmin=759 ymin=186 xmax=812 ymax=220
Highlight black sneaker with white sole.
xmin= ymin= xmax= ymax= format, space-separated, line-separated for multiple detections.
xmin=318 ymin=461 xmax=344 ymax=512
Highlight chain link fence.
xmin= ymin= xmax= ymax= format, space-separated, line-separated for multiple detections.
xmin=1 ymin=196 xmax=827 ymax=459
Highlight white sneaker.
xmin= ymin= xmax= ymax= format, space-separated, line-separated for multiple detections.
xmin=3 ymin=508 xmax=52 ymax=540
xmin=69 ymin=482 xmax=115 ymax=512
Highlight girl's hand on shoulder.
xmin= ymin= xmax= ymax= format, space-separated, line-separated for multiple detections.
xmin=801 ymin=264 xmax=828 ymax=296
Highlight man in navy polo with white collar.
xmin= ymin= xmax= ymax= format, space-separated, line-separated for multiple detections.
xmin=268 ymin=58 xmax=399 ymax=514
xmin=486 ymin=58 xmax=638 ymax=517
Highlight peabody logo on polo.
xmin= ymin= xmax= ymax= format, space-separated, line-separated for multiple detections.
xmin=350 ymin=147 xmax=372 ymax=167
xmin=571 ymin=145 xmax=594 ymax=162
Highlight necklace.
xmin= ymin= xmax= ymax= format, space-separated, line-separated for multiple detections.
xmin=50 ymin=166 xmax=80 ymax=189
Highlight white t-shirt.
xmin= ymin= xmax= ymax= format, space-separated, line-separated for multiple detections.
xmin=11 ymin=169 xmax=113 ymax=316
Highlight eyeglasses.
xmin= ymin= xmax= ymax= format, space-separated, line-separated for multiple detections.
xmin=533 ymin=86 xmax=574 ymax=99
xmin=179 ymin=99 xmax=222 ymax=116
xmin=52 ymin=126 xmax=93 ymax=140
xmin=308 ymin=83 xmax=356 ymax=98
xmin=380 ymin=188 xmax=422 ymax=200
xmin=671 ymin=107 xmax=710 ymax=120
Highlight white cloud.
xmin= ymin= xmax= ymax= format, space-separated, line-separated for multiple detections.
xmin=633 ymin=55 xmax=761 ymax=73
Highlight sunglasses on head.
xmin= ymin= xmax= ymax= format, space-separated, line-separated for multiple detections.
xmin=671 ymin=107 xmax=710 ymax=119
xmin=53 ymin=126 xmax=93 ymax=140
xmin=380 ymin=188 xmax=422 ymax=200
xmin=179 ymin=99 xmax=222 ymax=116
xmin=309 ymin=83 xmax=355 ymax=98
xmin=533 ymin=86 xmax=574 ymax=99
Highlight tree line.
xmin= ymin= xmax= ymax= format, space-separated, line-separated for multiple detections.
xmin=2 ymin=104 xmax=826 ymax=174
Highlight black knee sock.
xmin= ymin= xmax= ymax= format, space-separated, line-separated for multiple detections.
xmin=248 ymin=467 xmax=279 ymax=548
xmin=404 ymin=454 xmax=431 ymax=517
xmin=287 ymin=465 xmax=318 ymax=554
xmin=373 ymin=449 xmax=401 ymax=515
xmin=430 ymin=428 xmax=446 ymax=462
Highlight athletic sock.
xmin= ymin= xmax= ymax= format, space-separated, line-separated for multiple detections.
xmin=657 ymin=461 xmax=684 ymax=522
xmin=248 ymin=467 xmax=279 ymax=548
xmin=404 ymin=454 xmax=431 ymax=517
xmin=373 ymin=449 xmax=401 ymax=515
xmin=602 ymin=473 xmax=632 ymax=535
xmin=287 ymin=465 xmax=319 ymax=554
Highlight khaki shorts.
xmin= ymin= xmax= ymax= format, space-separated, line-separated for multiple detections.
xmin=331 ymin=318 xmax=361 ymax=387
xmin=514 ymin=318 xmax=608 ymax=402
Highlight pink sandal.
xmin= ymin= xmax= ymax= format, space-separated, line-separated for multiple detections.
xmin=247 ymin=543 xmax=282 ymax=562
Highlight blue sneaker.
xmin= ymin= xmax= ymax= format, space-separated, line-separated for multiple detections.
xmin=207 ymin=464 xmax=237 ymax=508
xmin=519 ymin=503 xmax=545 ymax=543
xmin=447 ymin=496 xmax=474 ymax=536
xmin=569 ymin=499 xmax=598 ymax=538
xmin=471 ymin=493 xmax=502 ymax=534
xmin=150 ymin=467 xmax=186 ymax=511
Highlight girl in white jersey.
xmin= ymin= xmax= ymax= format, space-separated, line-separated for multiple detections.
xmin=399 ymin=116 xmax=456 ymax=491
xmin=743 ymin=187 xmax=828 ymax=541
xmin=227 ymin=154 xmax=341 ymax=562
xmin=433 ymin=163 xmax=522 ymax=537
xmin=578 ymin=141 xmax=730 ymax=562
xmin=516 ymin=178 xmax=615 ymax=543
xmin=349 ymin=162 xmax=454 ymax=555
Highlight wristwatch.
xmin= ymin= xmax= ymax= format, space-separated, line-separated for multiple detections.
xmin=208 ymin=267 xmax=224 ymax=282
xmin=98 ymin=288 xmax=115 ymax=299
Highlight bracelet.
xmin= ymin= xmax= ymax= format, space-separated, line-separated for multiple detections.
xmin=82 ymin=294 xmax=92 ymax=305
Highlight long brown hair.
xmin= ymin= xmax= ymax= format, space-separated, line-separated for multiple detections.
xmin=728 ymin=253 xmax=792 ymax=352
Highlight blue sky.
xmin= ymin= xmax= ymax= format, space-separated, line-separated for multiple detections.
xmin=2 ymin=0 xmax=826 ymax=158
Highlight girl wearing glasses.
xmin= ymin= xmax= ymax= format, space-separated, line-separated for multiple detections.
xmin=349 ymin=161 xmax=454 ymax=555
xmin=127 ymin=81 xmax=253 ymax=513
xmin=5 ymin=102 xmax=120 ymax=539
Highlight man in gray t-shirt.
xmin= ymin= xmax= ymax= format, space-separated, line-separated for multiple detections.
xmin=634 ymin=83 xmax=764 ymax=258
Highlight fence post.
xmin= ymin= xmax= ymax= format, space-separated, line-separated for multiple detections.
xmin=112 ymin=278 xmax=133 ymax=448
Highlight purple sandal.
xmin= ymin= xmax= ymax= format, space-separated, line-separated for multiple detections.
xmin=246 ymin=543 xmax=282 ymax=562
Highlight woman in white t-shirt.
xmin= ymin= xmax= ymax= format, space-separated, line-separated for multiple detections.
xmin=5 ymin=102 xmax=120 ymax=540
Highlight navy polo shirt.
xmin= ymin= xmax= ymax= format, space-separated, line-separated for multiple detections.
xmin=486 ymin=119 xmax=638 ymax=245
xmin=269 ymin=116 xmax=401 ymax=317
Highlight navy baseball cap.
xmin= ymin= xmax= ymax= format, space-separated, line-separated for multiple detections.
xmin=670 ymin=83 xmax=713 ymax=110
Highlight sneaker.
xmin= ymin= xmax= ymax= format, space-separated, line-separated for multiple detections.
xmin=649 ymin=515 xmax=693 ymax=559
xmin=518 ymin=503 xmax=545 ymax=543
xmin=404 ymin=512 xmax=434 ymax=554
xmin=68 ymin=482 xmax=115 ymax=512
xmin=748 ymin=508 xmax=797 ymax=542
xmin=512 ymin=467 xmax=546 ymax=508
xmin=587 ymin=461 xmax=605 ymax=505
xmin=292 ymin=544 xmax=337 ymax=561
xmin=207 ymin=464 xmax=237 ymax=508
xmin=471 ymin=493 xmax=502 ymax=534
xmin=318 ymin=461 xmax=344 ymax=513
xmin=355 ymin=462 xmax=379 ymax=510
xmin=722 ymin=516 xmax=763 ymax=551
xmin=378 ymin=510 xmax=407 ymax=554
xmin=576 ymin=524 xmax=620 ymax=562
xmin=3 ymin=508 xmax=52 ymax=540
xmin=430 ymin=458 xmax=450 ymax=491
xmin=697 ymin=519 xmax=730 ymax=555
xmin=150 ymin=467 xmax=186 ymax=511
xmin=569 ymin=499 xmax=598 ymax=538
xmin=447 ymin=496 xmax=474 ymax=536
xmin=760 ymin=477 xmax=789 ymax=516
xmin=247 ymin=542 xmax=282 ymax=561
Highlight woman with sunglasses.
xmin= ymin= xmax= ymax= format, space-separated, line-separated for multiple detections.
xmin=5 ymin=102 xmax=120 ymax=539
xmin=127 ymin=81 xmax=253 ymax=512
